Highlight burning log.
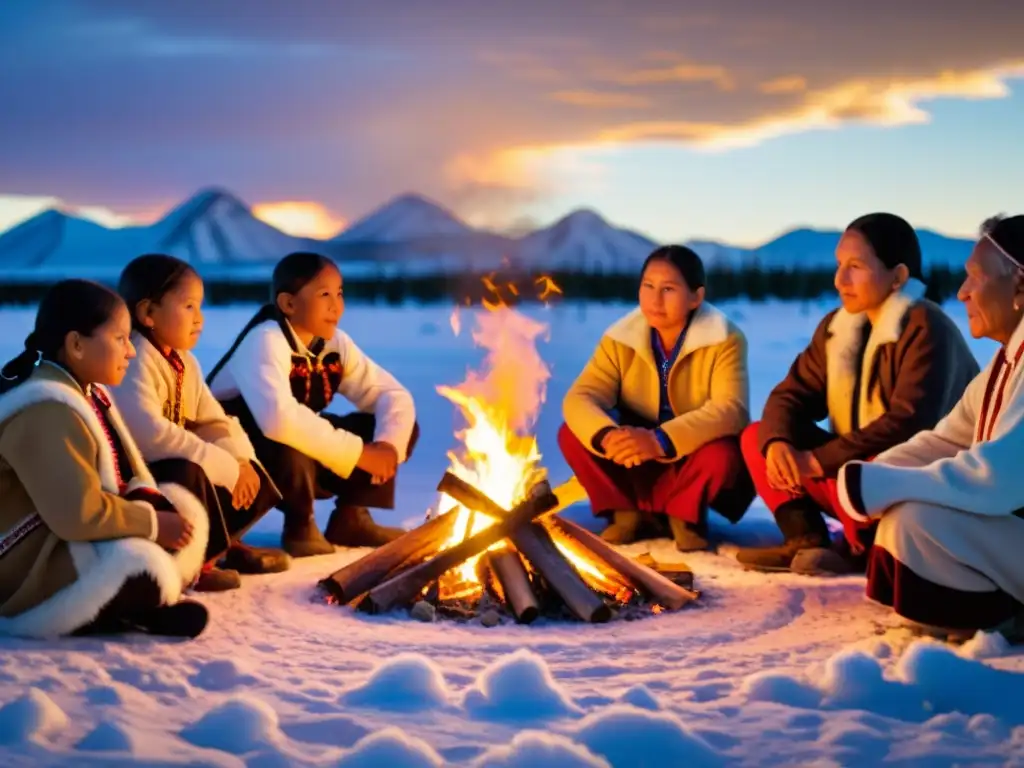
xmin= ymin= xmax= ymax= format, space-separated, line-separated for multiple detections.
xmin=439 ymin=471 xmax=610 ymax=623
xmin=319 ymin=507 xmax=460 ymax=604
xmin=363 ymin=480 xmax=558 ymax=614
xmin=550 ymin=517 xmax=699 ymax=610
xmin=510 ymin=523 xmax=611 ymax=623
xmin=486 ymin=549 xmax=540 ymax=624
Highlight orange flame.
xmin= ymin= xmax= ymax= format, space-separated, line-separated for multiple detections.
xmin=434 ymin=273 xmax=621 ymax=600
xmin=535 ymin=275 xmax=563 ymax=302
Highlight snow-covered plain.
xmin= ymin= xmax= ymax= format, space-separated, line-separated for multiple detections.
xmin=0 ymin=298 xmax=1021 ymax=767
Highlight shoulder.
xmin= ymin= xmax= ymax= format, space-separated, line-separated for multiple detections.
xmin=182 ymin=350 xmax=205 ymax=377
xmin=329 ymin=328 xmax=356 ymax=351
xmin=818 ymin=308 xmax=842 ymax=336
xmin=0 ymin=399 xmax=94 ymax=450
xmin=902 ymin=300 xmax=969 ymax=348
xmin=235 ymin=321 xmax=289 ymax=361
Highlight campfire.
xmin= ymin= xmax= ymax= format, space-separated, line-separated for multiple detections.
xmin=319 ymin=276 xmax=699 ymax=624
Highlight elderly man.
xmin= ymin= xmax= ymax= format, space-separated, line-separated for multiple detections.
xmin=835 ymin=215 xmax=1024 ymax=640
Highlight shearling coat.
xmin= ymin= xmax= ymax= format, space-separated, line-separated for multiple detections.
xmin=563 ymin=301 xmax=749 ymax=461
xmin=0 ymin=363 xmax=208 ymax=638
xmin=758 ymin=280 xmax=978 ymax=475
xmin=113 ymin=332 xmax=257 ymax=490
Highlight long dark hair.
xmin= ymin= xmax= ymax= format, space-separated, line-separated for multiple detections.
xmin=118 ymin=253 xmax=198 ymax=333
xmin=0 ymin=280 xmax=125 ymax=394
xmin=206 ymin=251 xmax=338 ymax=385
xmin=641 ymin=245 xmax=706 ymax=292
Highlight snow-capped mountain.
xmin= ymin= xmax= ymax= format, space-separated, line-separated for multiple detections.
xmin=0 ymin=209 xmax=153 ymax=277
xmin=0 ymin=186 xmax=979 ymax=279
xmin=334 ymin=193 xmax=472 ymax=243
xmin=0 ymin=188 xmax=321 ymax=279
xmin=152 ymin=188 xmax=318 ymax=266
xmin=514 ymin=209 xmax=657 ymax=272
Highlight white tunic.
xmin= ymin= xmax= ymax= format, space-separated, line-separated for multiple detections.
xmin=208 ymin=320 xmax=416 ymax=480
xmin=113 ymin=333 xmax=256 ymax=491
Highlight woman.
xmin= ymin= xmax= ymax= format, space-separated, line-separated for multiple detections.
xmin=736 ymin=212 xmax=978 ymax=575
xmin=0 ymin=280 xmax=209 ymax=638
xmin=559 ymin=245 xmax=754 ymax=551
xmin=207 ymin=252 xmax=418 ymax=557
xmin=835 ymin=214 xmax=1024 ymax=640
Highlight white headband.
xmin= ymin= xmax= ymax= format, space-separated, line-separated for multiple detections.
xmin=984 ymin=232 xmax=1022 ymax=270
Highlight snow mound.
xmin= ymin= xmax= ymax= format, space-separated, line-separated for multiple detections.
xmin=190 ymin=658 xmax=259 ymax=691
xmin=958 ymin=630 xmax=1011 ymax=660
xmin=741 ymin=640 xmax=1024 ymax=725
xmin=76 ymin=720 xmax=136 ymax=752
xmin=341 ymin=653 xmax=451 ymax=712
xmin=820 ymin=650 xmax=926 ymax=720
xmin=739 ymin=672 xmax=823 ymax=709
xmin=897 ymin=640 xmax=1024 ymax=724
xmin=573 ymin=706 xmax=723 ymax=768
xmin=463 ymin=649 xmax=582 ymax=722
xmin=0 ymin=689 xmax=69 ymax=744
xmin=472 ymin=730 xmax=610 ymax=767
xmin=619 ymin=684 xmax=661 ymax=711
xmin=181 ymin=694 xmax=283 ymax=754
xmin=331 ymin=727 xmax=443 ymax=767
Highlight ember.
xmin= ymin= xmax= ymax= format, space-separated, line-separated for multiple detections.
xmin=319 ymin=277 xmax=699 ymax=624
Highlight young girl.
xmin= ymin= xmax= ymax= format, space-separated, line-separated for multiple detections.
xmin=0 ymin=280 xmax=209 ymax=638
xmin=113 ymin=254 xmax=289 ymax=592
xmin=207 ymin=251 xmax=418 ymax=558
xmin=560 ymin=245 xmax=755 ymax=551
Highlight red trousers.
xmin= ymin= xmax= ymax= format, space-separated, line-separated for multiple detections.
xmin=740 ymin=422 xmax=875 ymax=549
xmin=557 ymin=424 xmax=754 ymax=525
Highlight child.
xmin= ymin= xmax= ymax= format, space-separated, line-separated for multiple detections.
xmin=207 ymin=251 xmax=418 ymax=557
xmin=0 ymin=279 xmax=209 ymax=639
xmin=113 ymin=254 xmax=289 ymax=592
xmin=560 ymin=245 xmax=755 ymax=551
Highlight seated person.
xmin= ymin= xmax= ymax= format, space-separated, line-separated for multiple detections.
xmin=0 ymin=280 xmax=208 ymax=639
xmin=835 ymin=215 xmax=1024 ymax=641
xmin=207 ymin=252 xmax=418 ymax=558
xmin=559 ymin=245 xmax=754 ymax=552
xmin=114 ymin=254 xmax=289 ymax=592
xmin=736 ymin=213 xmax=977 ymax=575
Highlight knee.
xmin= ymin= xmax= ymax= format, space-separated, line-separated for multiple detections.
xmin=264 ymin=443 xmax=317 ymax=493
xmin=149 ymin=458 xmax=210 ymax=493
xmin=692 ymin=437 xmax=744 ymax=475
xmin=876 ymin=501 xmax=931 ymax=545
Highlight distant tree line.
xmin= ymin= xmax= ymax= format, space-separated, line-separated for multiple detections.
xmin=0 ymin=264 xmax=965 ymax=307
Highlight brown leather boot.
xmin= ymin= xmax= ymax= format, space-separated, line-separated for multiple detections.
xmin=281 ymin=515 xmax=335 ymax=558
xmin=600 ymin=510 xmax=641 ymax=544
xmin=220 ymin=543 xmax=292 ymax=574
xmin=735 ymin=499 xmax=831 ymax=571
xmin=324 ymin=506 xmax=404 ymax=547
xmin=668 ymin=516 xmax=711 ymax=552
xmin=193 ymin=566 xmax=241 ymax=592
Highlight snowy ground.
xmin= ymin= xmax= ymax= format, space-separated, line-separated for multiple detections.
xmin=0 ymin=298 xmax=1022 ymax=767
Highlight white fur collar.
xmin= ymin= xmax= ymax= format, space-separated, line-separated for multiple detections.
xmin=825 ymin=279 xmax=927 ymax=434
xmin=605 ymin=302 xmax=731 ymax=370
xmin=0 ymin=364 xmax=156 ymax=492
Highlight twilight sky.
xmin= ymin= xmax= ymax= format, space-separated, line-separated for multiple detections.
xmin=2 ymin=0 xmax=1022 ymax=245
